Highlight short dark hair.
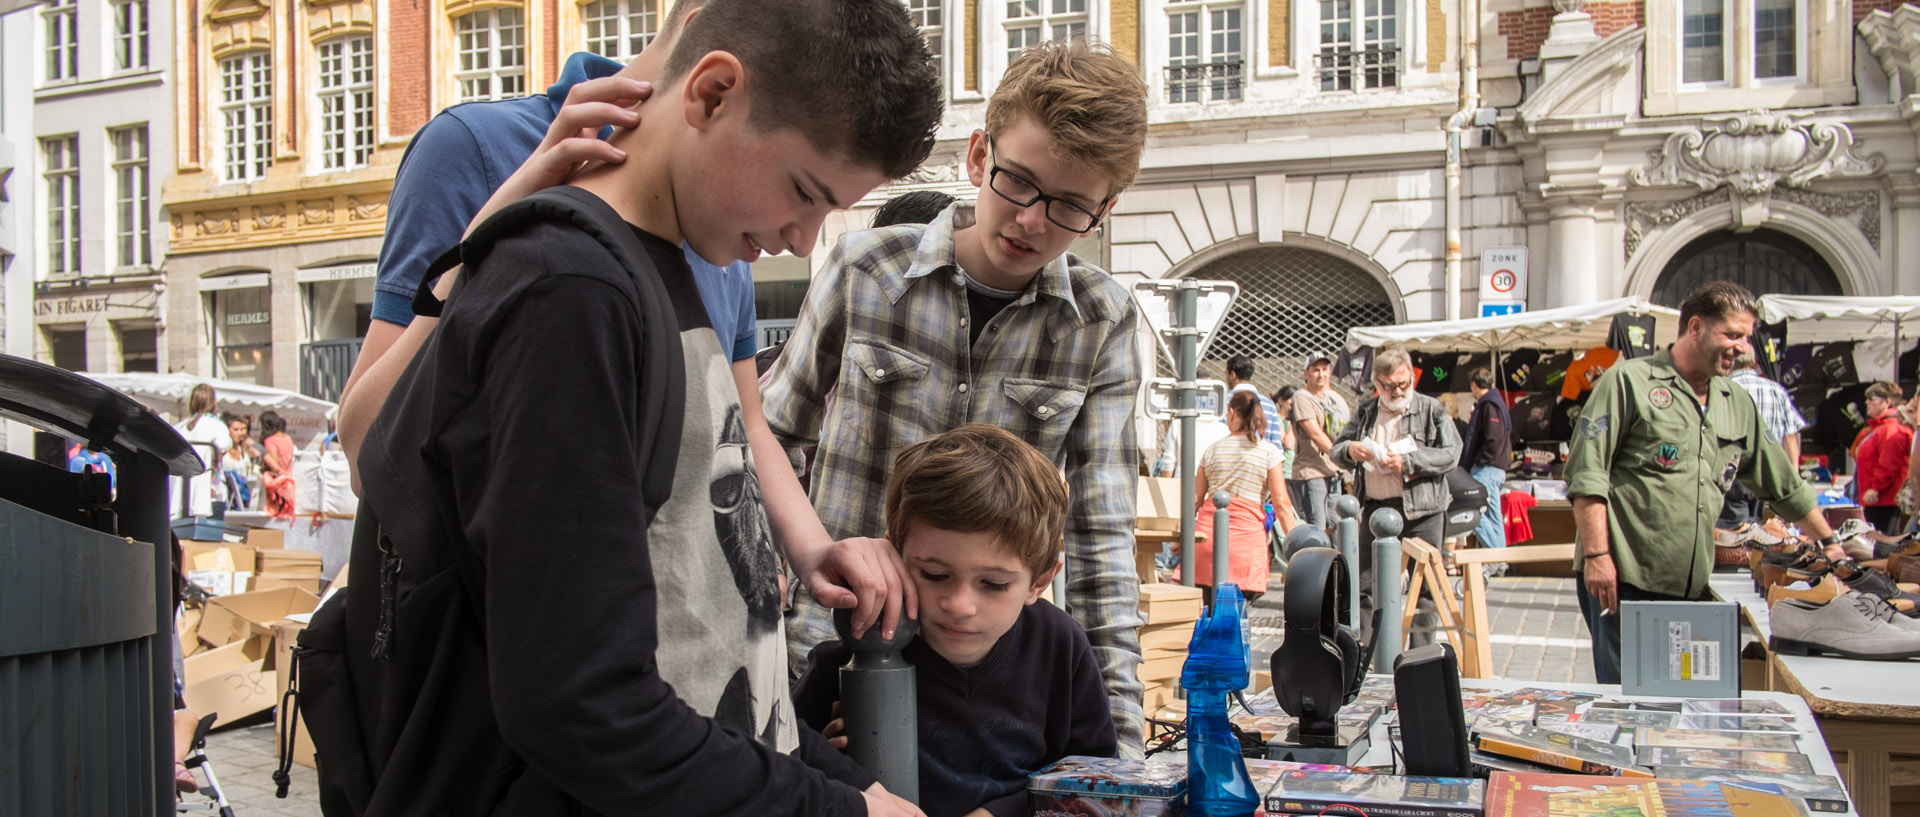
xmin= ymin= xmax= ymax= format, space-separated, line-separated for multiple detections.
xmin=1468 ymin=367 xmax=1495 ymax=390
xmin=662 ymin=0 xmax=941 ymax=179
xmin=1868 ymin=381 xmax=1903 ymax=402
xmin=1226 ymin=354 xmax=1255 ymax=381
xmin=259 ymin=411 xmax=286 ymax=436
xmin=1274 ymin=385 xmax=1296 ymax=403
xmin=871 ymin=190 xmax=955 ymax=228
xmin=1678 ymin=281 xmax=1759 ymax=336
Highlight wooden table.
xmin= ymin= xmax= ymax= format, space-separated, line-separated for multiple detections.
xmin=1451 ymin=543 xmax=1576 ymax=678
xmin=1710 ymin=574 xmax=1920 ymax=817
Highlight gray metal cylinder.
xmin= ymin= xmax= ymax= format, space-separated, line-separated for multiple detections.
xmin=1211 ymin=490 xmax=1232 ymax=591
xmin=1369 ymin=507 xmax=1405 ymax=672
xmin=1334 ymin=495 xmax=1362 ymax=628
xmin=834 ymin=607 xmax=920 ymax=804
xmin=1177 ymin=280 xmax=1199 ymax=587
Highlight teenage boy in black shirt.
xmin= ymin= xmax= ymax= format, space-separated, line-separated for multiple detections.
xmin=350 ymin=0 xmax=942 ymax=813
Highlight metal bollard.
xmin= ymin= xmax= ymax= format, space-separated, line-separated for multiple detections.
xmin=1334 ymin=495 xmax=1361 ymax=628
xmin=1211 ymin=490 xmax=1232 ymax=594
xmin=834 ymin=607 xmax=920 ymax=804
xmin=1369 ymin=507 xmax=1405 ymax=672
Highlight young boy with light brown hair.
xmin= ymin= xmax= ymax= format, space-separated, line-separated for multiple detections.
xmin=764 ymin=37 xmax=1154 ymax=757
xmin=791 ymin=424 xmax=1118 ymax=817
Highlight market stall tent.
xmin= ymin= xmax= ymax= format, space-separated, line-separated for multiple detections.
xmin=1758 ymin=294 xmax=1920 ymax=345
xmin=1345 ymin=297 xmax=1681 ymax=354
xmin=78 ymin=372 xmax=336 ymax=447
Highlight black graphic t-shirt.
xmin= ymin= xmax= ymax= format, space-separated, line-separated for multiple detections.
xmin=1500 ymin=349 xmax=1541 ymax=392
xmin=1607 ymin=313 xmax=1657 ymax=359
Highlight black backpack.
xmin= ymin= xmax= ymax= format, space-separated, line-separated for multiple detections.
xmin=279 ymin=186 xmax=685 ymax=815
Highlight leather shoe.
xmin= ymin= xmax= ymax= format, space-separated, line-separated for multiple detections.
xmin=1770 ymin=595 xmax=1920 ymax=660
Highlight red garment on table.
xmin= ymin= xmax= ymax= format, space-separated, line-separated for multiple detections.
xmin=1855 ymin=414 xmax=1913 ymax=506
xmin=1502 ymin=490 xmax=1538 ymax=544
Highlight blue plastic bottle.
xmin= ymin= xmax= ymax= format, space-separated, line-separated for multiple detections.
xmin=1182 ymin=583 xmax=1259 ymax=817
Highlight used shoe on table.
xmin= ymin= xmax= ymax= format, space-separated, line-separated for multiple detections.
xmin=1770 ymin=595 xmax=1920 ymax=660
xmin=1833 ymin=560 xmax=1920 ymax=617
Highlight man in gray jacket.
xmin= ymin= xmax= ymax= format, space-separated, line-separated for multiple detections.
xmin=1332 ymin=342 xmax=1463 ymax=633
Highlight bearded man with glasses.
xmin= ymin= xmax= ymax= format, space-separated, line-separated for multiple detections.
xmin=1330 ymin=342 xmax=1462 ymax=636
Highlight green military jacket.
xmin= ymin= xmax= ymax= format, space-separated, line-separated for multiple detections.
xmin=1564 ymin=349 xmax=1815 ymax=599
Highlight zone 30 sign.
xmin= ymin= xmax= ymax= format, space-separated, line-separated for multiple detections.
xmin=1480 ymin=246 xmax=1527 ymax=304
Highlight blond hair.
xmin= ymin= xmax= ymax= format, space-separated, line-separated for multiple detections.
xmin=885 ymin=424 xmax=1068 ymax=579
xmin=985 ymin=39 xmax=1148 ymax=195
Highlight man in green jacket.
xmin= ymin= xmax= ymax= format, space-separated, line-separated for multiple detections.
xmin=1566 ymin=281 xmax=1840 ymax=683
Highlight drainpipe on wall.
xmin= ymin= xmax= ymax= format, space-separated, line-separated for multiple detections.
xmin=1443 ymin=0 xmax=1480 ymax=321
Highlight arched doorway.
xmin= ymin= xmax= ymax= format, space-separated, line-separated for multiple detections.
xmin=1651 ymin=228 xmax=1842 ymax=307
xmin=1178 ymin=246 xmax=1396 ymax=392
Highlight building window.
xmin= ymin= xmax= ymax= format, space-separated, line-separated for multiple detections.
xmin=43 ymin=135 xmax=80 ymax=276
xmin=116 ymin=322 xmax=158 ymax=373
xmin=44 ymin=326 xmax=87 ymax=372
xmin=583 ymin=0 xmax=655 ymax=61
xmin=114 ymin=0 xmax=149 ymax=71
xmin=1752 ymin=0 xmax=1795 ymax=80
xmin=1166 ymin=2 xmax=1243 ymax=103
xmin=456 ymin=8 xmax=528 ymax=102
xmin=112 ymin=125 xmax=150 ymax=269
xmin=1681 ymin=0 xmax=1727 ymax=84
xmin=210 ymin=286 xmax=274 ymax=386
xmin=220 ymin=52 xmax=274 ymax=183
xmin=318 ymin=36 xmax=376 ymax=170
xmin=1005 ymin=0 xmax=1086 ymax=62
xmin=905 ymin=0 xmax=943 ymax=82
xmin=1317 ymin=0 xmax=1398 ymax=91
xmin=44 ymin=0 xmax=77 ymax=82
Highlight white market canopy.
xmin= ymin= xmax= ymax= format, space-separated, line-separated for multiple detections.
xmin=1345 ymin=297 xmax=1681 ymax=354
xmin=1758 ymin=295 xmax=1920 ymax=345
xmin=78 ymin=371 xmax=337 ymax=446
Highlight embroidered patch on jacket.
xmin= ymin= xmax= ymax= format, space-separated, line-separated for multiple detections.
xmin=1654 ymin=443 xmax=1681 ymax=469
xmin=1649 ymin=386 xmax=1674 ymax=409
xmin=1579 ymin=415 xmax=1610 ymax=439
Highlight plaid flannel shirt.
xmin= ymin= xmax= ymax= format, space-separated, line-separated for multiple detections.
xmin=762 ymin=205 xmax=1147 ymax=756
xmin=1730 ymin=368 xmax=1808 ymax=445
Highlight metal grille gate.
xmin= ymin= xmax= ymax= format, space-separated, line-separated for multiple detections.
xmin=1159 ymin=246 xmax=1397 ymax=400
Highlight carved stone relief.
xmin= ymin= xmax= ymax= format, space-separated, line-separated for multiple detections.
xmin=301 ymin=200 xmax=335 ymax=226
xmin=199 ymin=209 xmax=240 ymax=236
xmin=347 ymin=195 xmax=386 ymax=221
xmin=1623 ymin=187 xmax=1882 ymax=261
xmin=903 ymin=155 xmax=964 ymax=185
xmin=252 ymin=203 xmax=286 ymax=230
xmin=1630 ymin=111 xmax=1883 ymax=196
xmin=1776 ymin=188 xmax=1881 ymax=253
xmin=1624 ymin=189 xmax=1729 ymax=261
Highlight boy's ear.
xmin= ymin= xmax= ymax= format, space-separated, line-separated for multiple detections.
xmin=682 ymin=51 xmax=745 ymax=131
xmin=964 ymin=129 xmax=990 ymax=189
xmin=1025 ymin=556 xmax=1063 ymax=604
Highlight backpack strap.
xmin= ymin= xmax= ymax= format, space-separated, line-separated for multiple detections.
xmin=455 ymin=186 xmax=685 ymax=521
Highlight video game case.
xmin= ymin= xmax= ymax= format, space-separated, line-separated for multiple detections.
xmin=1263 ymin=770 xmax=1485 ymax=817
xmin=1473 ymin=723 xmax=1653 ymax=778
xmin=1632 ymin=727 xmax=1799 ymax=752
xmin=1538 ymin=722 xmax=1620 ymax=743
xmin=1632 ymin=746 xmax=1816 ymax=774
xmin=1581 ymin=709 xmax=1682 ymax=728
xmin=1679 ymin=714 xmax=1798 ymax=733
xmin=1681 ymin=699 xmax=1796 ymax=719
xmin=1470 ymin=749 xmax=1563 ymax=778
xmin=1483 ymin=773 xmax=1802 ymax=817
xmin=1650 ymin=767 xmax=1850 ymax=813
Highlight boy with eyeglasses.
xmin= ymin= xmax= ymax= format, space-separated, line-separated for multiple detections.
xmin=761 ymin=39 xmax=1152 ymax=756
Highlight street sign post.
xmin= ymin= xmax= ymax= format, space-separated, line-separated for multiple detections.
xmin=1132 ymin=279 xmax=1239 ymax=585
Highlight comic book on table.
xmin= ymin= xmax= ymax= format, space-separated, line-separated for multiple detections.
xmin=1649 ymin=767 xmax=1850 ymax=814
xmin=1630 ymin=728 xmax=1799 ymax=752
xmin=1631 ymin=746 xmax=1816 ymax=775
xmin=1474 ymin=722 xmax=1653 ymax=778
xmin=1262 ymin=770 xmax=1485 ymax=817
xmin=1483 ymin=772 xmax=1802 ymax=817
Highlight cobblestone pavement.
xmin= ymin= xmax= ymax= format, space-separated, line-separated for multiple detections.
xmin=207 ymin=576 xmax=1594 ymax=814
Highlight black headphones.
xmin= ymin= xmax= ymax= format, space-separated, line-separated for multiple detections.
xmin=1270 ymin=547 xmax=1369 ymax=738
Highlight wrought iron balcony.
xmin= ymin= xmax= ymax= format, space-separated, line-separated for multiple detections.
xmin=1164 ymin=60 xmax=1245 ymax=103
xmin=1314 ymin=46 xmax=1399 ymax=91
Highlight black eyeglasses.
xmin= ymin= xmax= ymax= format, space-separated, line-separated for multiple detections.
xmin=985 ymin=135 xmax=1108 ymax=234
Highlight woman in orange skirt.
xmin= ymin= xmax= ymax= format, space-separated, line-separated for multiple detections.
xmin=1188 ymin=390 xmax=1297 ymax=601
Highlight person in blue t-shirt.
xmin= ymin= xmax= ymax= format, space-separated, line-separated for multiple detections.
xmin=335 ymin=0 xmax=910 ymax=639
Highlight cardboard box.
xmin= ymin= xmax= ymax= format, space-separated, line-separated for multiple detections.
xmin=182 ymin=636 xmax=275 ymax=726
xmin=1136 ymin=477 xmax=1185 ymax=531
xmin=246 ymin=528 xmax=285 ymax=551
xmin=1138 ymin=653 xmax=1185 ymax=682
xmin=254 ymin=547 xmax=322 ymax=573
xmin=1139 ymin=622 xmax=1195 ymax=652
xmin=1138 ymin=583 xmax=1203 ymax=625
xmin=199 ymin=587 xmax=321 ymax=647
xmin=1251 ymin=669 xmax=1272 ymax=694
xmin=178 ymin=606 xmax=205 ymax=657
xmin=183 ymin=542 xmax=256 ymax=573
xmin=1134 ymin=541 xmax=1160 ymax=585
xmin=254 ymin=574 xmax=325 ymax=596
xmin=272 ymin=619 xmax=316 ymax=768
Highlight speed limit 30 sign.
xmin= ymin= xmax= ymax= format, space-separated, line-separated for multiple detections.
xmin=1480 ymin=246 xmax=1527 ymax=304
